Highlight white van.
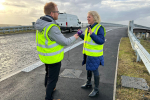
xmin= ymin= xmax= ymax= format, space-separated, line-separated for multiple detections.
xmin=56 ymin=13 xmax=81 ymax=32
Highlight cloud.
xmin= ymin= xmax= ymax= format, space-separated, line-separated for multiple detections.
xmin=93 ymin=0 xmax=150 ymax=26
xmin=3 ymin=0 xmax=45 ymax=8
xmin=52 ymin=0 xmax=102 ymax=5
xmin=0 ymin=0 xmax=150 ymax=27
xmin=3 ymin=2 xmax=26 ymax=7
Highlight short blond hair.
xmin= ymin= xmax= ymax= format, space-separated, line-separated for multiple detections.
xmin=88 ymin=11 xmax=101 ymax=24
xmin=44 ymin=2 xmax=57 ymax=15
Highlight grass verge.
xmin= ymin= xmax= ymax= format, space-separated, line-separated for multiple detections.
xmin=116 ymin=37 xmax=150 ymax=100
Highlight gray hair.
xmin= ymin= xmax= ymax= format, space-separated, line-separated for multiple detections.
xmin=88 ymin=11 xmax=101 ymax=24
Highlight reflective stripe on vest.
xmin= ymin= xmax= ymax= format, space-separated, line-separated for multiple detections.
xmin=37 ymin=48 xmax=64 ymax=56
xmin=83 ymin=48 xmax=103 ymax=52
xmin=84 ymin=40 xmax=98 ymax=45
xmin=36 ymin=24 xmax=64 ymax=64
xmin=37 ymin=43 xmax=59 ymax=48
xmin=83 ymin=24 xmax=105 ymax=57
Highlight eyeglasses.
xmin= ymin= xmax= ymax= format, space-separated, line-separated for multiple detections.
xmin=52 ymin=11 xmax=60 ymax=14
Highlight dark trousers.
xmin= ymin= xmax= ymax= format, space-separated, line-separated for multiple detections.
xmin=45 ymin=61 xmax=61 ymax=100
xmin=92 ymin=68 xmax=99 ymax=76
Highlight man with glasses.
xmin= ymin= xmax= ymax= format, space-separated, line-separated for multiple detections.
xmin=35 ymin=2 xmax=79 ymax=100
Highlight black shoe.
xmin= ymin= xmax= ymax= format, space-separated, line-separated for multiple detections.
xmin=89 ymin=76 xmax=100 ymax=97
xmin=88 ymin=88 xmax=99 ymax=97
xmin=81 ymin=71 xmax=92 ymax=88
xmin=81 ymin=82 xmax=92 ymax=88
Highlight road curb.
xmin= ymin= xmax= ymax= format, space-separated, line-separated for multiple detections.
xmin=113 ymin=38 xmax=122 ymax=100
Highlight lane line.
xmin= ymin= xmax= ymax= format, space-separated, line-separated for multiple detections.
xmin=0 ymin=70 xmax=22 ymax=82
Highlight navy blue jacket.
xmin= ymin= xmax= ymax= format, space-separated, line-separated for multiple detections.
xmin=79 ymin=23 xmax=105 ymax=71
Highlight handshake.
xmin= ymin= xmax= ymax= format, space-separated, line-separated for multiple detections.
xmin=74 ymin=30 xmax=83 ymax=39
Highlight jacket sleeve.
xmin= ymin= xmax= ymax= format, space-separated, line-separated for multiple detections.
xmin=47 ymin=26 xmax=76 ymax=46
xmin=79 ymin=34 xmax=84 ymax=40
xmin=90 ymin=26 xmax=105 ymax=45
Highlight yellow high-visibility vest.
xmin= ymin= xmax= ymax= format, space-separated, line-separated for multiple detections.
xmin=36 ymin=24 xmax=64 ymax=64
xmin=83 ymin=24 xmax=106 ymax=57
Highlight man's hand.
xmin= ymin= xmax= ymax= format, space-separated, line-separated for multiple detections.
xmin=74 ymin=34 xmax=79 ymax=39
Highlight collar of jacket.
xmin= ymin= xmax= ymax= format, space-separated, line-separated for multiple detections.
xmin=40 ymin=15 xmax=54 ymax=22
xmin=89 ymin=22 xmax=98 ymax=29
xmin=46 ymin=15 xmax=54 ymax=20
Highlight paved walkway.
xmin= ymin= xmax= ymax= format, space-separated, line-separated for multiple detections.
xmin=0 ymin=27 xmax=128 ymax=100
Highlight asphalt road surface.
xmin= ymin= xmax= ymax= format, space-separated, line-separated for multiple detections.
xmin=0 ymin=26 xmax=128 ymax=100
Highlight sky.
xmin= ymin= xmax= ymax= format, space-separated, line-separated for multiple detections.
xmin=0 ymin=0 xmax=150 ymax=27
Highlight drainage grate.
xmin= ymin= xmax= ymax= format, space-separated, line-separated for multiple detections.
xmin=60 ymin=69 xmax=82 ymax=78
xmin=121 ymin=75 xmax=149 ymax=90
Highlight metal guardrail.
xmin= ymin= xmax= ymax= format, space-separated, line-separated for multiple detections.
xmin=101 ymin=22 xmax=127 ymax=27
xmin=128 ymin=20 xmax=150 ymax=74
xmin=0 ymin=26 xmax=35 ymax=33
xmin=81 ymin=23 xmax=89 ymax=27
xmin=0 ymin=22 xmax=126 ymax=33
xmin=81 ymin=22 xmax=127 ymax=27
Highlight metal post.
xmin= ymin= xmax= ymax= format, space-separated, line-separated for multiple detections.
xmin=131 ymin=20 xmax=134 ymax=33
xmin=128 ymin=21 xmax=130 ymax=32
xmin=140 ymin=32 xmax=142 ymax=39
xmin=146 ymin=32 xmax=149 ymax=39
xmin=135 ymin=50 xmax=137 ymax=55
xmin=32 ymin=22 xmax=35 ymax=26
xmin=147 ymin=32 xmax=149 ymax=37
xmin=135 ymin=32 xmax=137 ymax=37
xmin=32 ymin=22 xmax=35 ymax=29
xmin=137 ymin=32 xmax=140 ymax=39
xmin=136 ymin=51 xmax=141 ymax=62
xmin=8 ymin=28 xmax=10 ymax=33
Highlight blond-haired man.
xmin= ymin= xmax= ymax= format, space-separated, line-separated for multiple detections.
xmin=35 ymin=2 xmax=79 ymax=100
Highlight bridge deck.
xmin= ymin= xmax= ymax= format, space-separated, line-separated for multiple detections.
xmin=0 ymin=27 xmax=128 ymax=100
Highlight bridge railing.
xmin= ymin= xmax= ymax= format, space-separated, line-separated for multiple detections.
xmin=0 ymin=22 xmax=126 ymax=33
xmin=0 ymin=26 xmax=35 ymax=33
xmin=81 ymin=22 xmax=127 ymax=27
xmin=128 ymin=20 xmax=150 ymax=74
